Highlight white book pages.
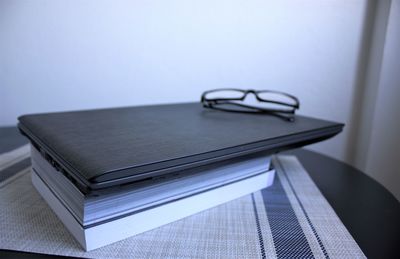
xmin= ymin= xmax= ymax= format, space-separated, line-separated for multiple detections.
xmin=31 ymin=145 xmax=272 ymax=226
xmin=32 ymin=168 xmax=275 ymax=251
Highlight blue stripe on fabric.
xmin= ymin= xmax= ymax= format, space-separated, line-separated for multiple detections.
xmin=261 ymin=173 xmax=315 ymax=259
xmin=0 ymin=158 xmax=31 ymax=183
xmin=275 ymin=158 xmax=330 ymax=259
xmin=251 ymin=194 xmax=266 ymax=259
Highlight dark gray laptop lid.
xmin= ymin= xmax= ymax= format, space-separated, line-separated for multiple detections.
xmin=18 ymin=102 xmax=343 ymax=189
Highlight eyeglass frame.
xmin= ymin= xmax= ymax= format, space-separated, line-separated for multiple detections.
xmin=201 ymin=88 xmax=300 ymax=115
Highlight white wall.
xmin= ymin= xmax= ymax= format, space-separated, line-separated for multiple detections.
xmin=2 ymin=1 xmax=398 ymax=199
xmin=0 ymin=0 xmax=367 ymax=160
xmin=362 ymin=0 xmax=400 ymax=201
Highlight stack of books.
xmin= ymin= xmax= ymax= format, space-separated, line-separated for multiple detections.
xmin=31 ymin=145 xmax=275 ymax=250
xmin=19 ymin=103 xmax=343 ymax=251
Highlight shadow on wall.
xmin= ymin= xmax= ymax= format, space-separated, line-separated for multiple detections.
xmin=345 ymin=0 xmax=400 ymax=201
xmin=345 ymin=0 xmax=383 ymax=166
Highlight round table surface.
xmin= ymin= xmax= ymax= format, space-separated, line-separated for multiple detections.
xmin=0 ymin=126 xmax=399 ymax=259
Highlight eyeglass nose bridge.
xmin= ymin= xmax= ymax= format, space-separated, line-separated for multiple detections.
xmin=242 ymin=89 xmax=258 ymax=99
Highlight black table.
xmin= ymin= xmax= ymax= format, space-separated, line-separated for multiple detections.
xmin=1 ymin=126 xmax=399 ymax=259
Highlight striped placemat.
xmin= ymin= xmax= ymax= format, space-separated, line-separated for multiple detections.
xmin=0 ymin=145 xmax=365 ymax=258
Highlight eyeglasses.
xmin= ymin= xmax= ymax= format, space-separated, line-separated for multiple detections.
xmin=201 ymin=88 xmax=300 ymax=121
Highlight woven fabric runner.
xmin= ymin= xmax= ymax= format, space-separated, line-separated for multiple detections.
xmin=0 ymin=146 xmax=365 ymax=258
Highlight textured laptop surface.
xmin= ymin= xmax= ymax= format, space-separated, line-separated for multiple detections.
xmin=18 ymin=102 xmax=343 ymax=188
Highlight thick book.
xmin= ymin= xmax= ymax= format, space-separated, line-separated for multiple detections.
xmin=32 ymin=158 xmax=275 ymax=251
xmin=18 ymin=102 xmax=343 ymax=191
xmin=31 ymin=144 xmax=272 ymax=227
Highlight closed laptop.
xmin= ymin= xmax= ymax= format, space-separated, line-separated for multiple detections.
xmin=18 ymin=102 xmax=343 ymax=190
